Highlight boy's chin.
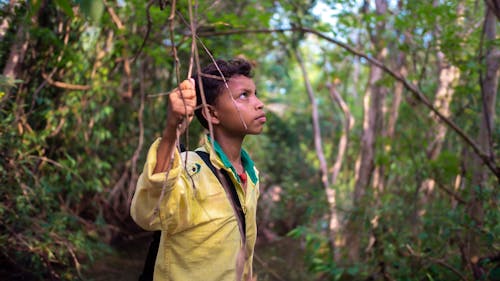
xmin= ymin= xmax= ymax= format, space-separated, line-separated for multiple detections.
xmin=247 ymin=128 xmax=264 ymax=135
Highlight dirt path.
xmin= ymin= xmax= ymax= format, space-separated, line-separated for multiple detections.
xmin=84 ymin=234 xmax=311 ymax=281
xmin=83 ymin=235 xmax=150 ymax=281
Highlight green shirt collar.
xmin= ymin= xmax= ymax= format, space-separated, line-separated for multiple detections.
xmin=208 ymin=135 xmax=258 ymax=185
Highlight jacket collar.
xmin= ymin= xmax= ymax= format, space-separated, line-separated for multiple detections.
xmin=203 ymin=135 xmax=258 ymax=184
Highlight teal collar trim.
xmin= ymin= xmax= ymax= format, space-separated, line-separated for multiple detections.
xmin=209 ymin=136 xmax=258 ymax=185
xmin=241 ymin=149 xmax=258 ymax=184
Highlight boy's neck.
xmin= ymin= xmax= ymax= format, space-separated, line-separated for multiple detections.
xmin=213 ymin=131 xmax=244 ymax=164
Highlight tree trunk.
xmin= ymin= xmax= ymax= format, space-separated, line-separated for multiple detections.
xmin=0 ymin=0 xmax=17 ymax=42
xmin=386 ymin=52 xmax=406 ymax=149
xmin=326 ymin=81 xmax=354 ymax=261
xmin=374 ymin=51 xmax=406 ymax=193
xmin=327 ymin=82 xmax=354 ymax=186
xmin=348 ymin=0 xmax=388 ymax=262
xmin=1 ymin=11 xmax=30 ymax=107
xmin=2 ymin=25 xmax=28 ymax=79
xmin=414 ymin=1 xmax=462 ymax=237
xmin=295 ymin=48 xmax=339 ymax=256
xmin=348 ymin=48 xmax=382 ymax=262
xmin=418 ymin=57 xmax=459 ymax=209
xmin=467 ymin=4 xmax=499 ymax=279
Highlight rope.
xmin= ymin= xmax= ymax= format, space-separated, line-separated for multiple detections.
xmin=148 ymin=0 xmax=249 ymax=223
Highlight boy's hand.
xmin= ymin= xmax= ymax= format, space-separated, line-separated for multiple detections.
xmin=155 ymin=79 xmax=196 ymax=173
xmin=166 ymin=78 xmax=196 ymax=133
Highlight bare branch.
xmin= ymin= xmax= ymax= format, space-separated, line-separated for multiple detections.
xmin=103 ymin=0 xmax=124 ymax=30
xmin=41 ymin=72 xmax=91 ymax=91
xmin=254 ymin=254 xmax=287 ymax=281
xmin=406 ymin=244 xmax=469 ymax=281
xmin=196 ymin=27 xmax=500 ymax=180
xmin=132 ymin=0 xmax=155 ymax=61
xmin=326 ymin=82 xmax=354 ymax=185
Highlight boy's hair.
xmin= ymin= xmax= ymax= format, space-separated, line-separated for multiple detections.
xmin=192 ymin=58 xmax=253 ymax=129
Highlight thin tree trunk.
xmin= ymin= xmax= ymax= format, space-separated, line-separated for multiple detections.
xmin=0 ymin=0 xmax=17 ymax=42
xmin=295 ymin=48 xmax=338 ymax=255
xmin=387 ymin=52 xmax=406 ymax=138
xmin=2 ymin=25 xmax=28 ymax=79
xmin=418 ymin=57 xmax=459 ymax=205
xmin=419 ymin=54 xmax=460 ymax=200
xmin=327 ymin=82 xmax=354 ymax=186
xmin=426 ymin=61 xmax=460 ymax=160
xmin=415 ymin=1 xmax=462 ymax=236
xmin=352 ymin=63 xmax=382 ymax=206
xmin=326 ymin=81 xmax=354 ymax=262
xmin=1 ymin=10 xmax=30 ymax=107
xmin=374 ymin=51 xmax=406 ymax=193
xmin=467 ymin=4 xmax=499 ymax=279
xmin=426 ymin=0 xmax=463 ymax=160
xmin=348 ymin=50 xmax=385 ymax=262
xmin=348 ymin=0 xmax=388 ymax=262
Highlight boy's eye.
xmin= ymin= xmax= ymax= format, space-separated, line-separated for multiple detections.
xmin=238 ymin=92 xmax=249 ymax=99
xmin=236 ymin=90 xmax=257 ymax=100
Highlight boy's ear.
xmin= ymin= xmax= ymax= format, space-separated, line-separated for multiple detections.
xmin=201 ymin=105 xmax=220 ymax=125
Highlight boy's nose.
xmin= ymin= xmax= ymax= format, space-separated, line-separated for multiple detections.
xmin=254 ymin=96 xmax=264 ymax=110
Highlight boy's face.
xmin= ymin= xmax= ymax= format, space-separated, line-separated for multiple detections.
xmin=212 ymin=75 xmax=266 ymax=136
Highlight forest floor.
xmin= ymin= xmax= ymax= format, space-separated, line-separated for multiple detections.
xmin=83 ymin=234 xmax=311 ymax=281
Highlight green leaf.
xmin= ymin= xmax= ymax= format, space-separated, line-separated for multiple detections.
xmin=77 ymin=0 xmax=104 ymax=24
xmin=429 ymin=150 xmax=460 ymax=182
xmin=489 ymin=267 xmax=500 ymax=281
xmin=347 ymin=266 xmax=359 ymax=275
xmin=54 ymin=0 xmax=74 ymax=17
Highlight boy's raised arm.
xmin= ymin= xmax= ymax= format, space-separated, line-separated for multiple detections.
xmin=154 ymin=79 xmax=196 ymax=174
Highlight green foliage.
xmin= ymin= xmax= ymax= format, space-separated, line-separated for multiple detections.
xmin=54 ymin=0 xmax=74 ymax=17
xmin=77 ymin=0 xmax=104 ymax=24
xmin=1 ymin=0 xmax=499 ymax=280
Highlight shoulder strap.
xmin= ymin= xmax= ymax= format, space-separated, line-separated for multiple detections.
xmin=138 ymin=231 xmax=160 ymax=281
xmin=138 ymin=149 xmax=247 ymax=281
xmin=195 ymin=150 xmax=246 ymax=240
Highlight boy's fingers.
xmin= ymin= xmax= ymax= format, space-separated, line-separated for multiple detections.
xmin=172 ymin=100 xmax=195 ymax=113
xmin=168 ymin=79 xmax=196 ymax=120
xmin=179 ymin=79 xmax=195 ymax=91
xmin=181 ymin=89 xmax=196 ymax=99
xmin=170 ymin=91 xmax=196 ymax=107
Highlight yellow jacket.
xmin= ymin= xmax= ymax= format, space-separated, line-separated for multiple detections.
xmin=131 ymin=136 xmax=260 ymax=281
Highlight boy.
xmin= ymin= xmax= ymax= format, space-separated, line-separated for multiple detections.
xmin=130 ymin=58 xmax=266 ymax=281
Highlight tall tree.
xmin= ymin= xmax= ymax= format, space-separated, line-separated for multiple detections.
xmin=1 ymin=0 xmax=28 ymax=106
xmin=467 ymin=1 xmax=499 ymax=278
xmin=295 ymin=47 xmax=340 ymax=256
xmin=416 ymin=0 xmax=462 ymax=235
xmin=347 ymin=0 xmax=388 ymax=262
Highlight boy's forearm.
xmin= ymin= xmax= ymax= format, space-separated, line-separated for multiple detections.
xmin=153 ymin=78 xmax=195 ymax=174
xmin=154 ymin=123 xmax=178 ymax=173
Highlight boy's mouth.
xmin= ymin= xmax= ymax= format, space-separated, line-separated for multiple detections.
xmin=255 ymin=114 xmax=267 ymax=123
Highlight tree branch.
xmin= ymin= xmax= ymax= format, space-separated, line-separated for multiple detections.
xmin=103 ymin=0 xmax=124 ymax=30
xmin=41 ymin=72 xmax=91 ymax=91
xmin=326 ymin=82 xmax=354 ymax=185
xmin=197 ymin=27 xmax=500 ymax=180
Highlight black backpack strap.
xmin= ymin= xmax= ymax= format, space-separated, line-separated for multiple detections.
xmin=138 ymin=231 xmax=160 ymax=281
xmin=138 ymin=148 xmax=246 ymax=281
xmin=195 ymin=150 xmax=246 ymax=240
